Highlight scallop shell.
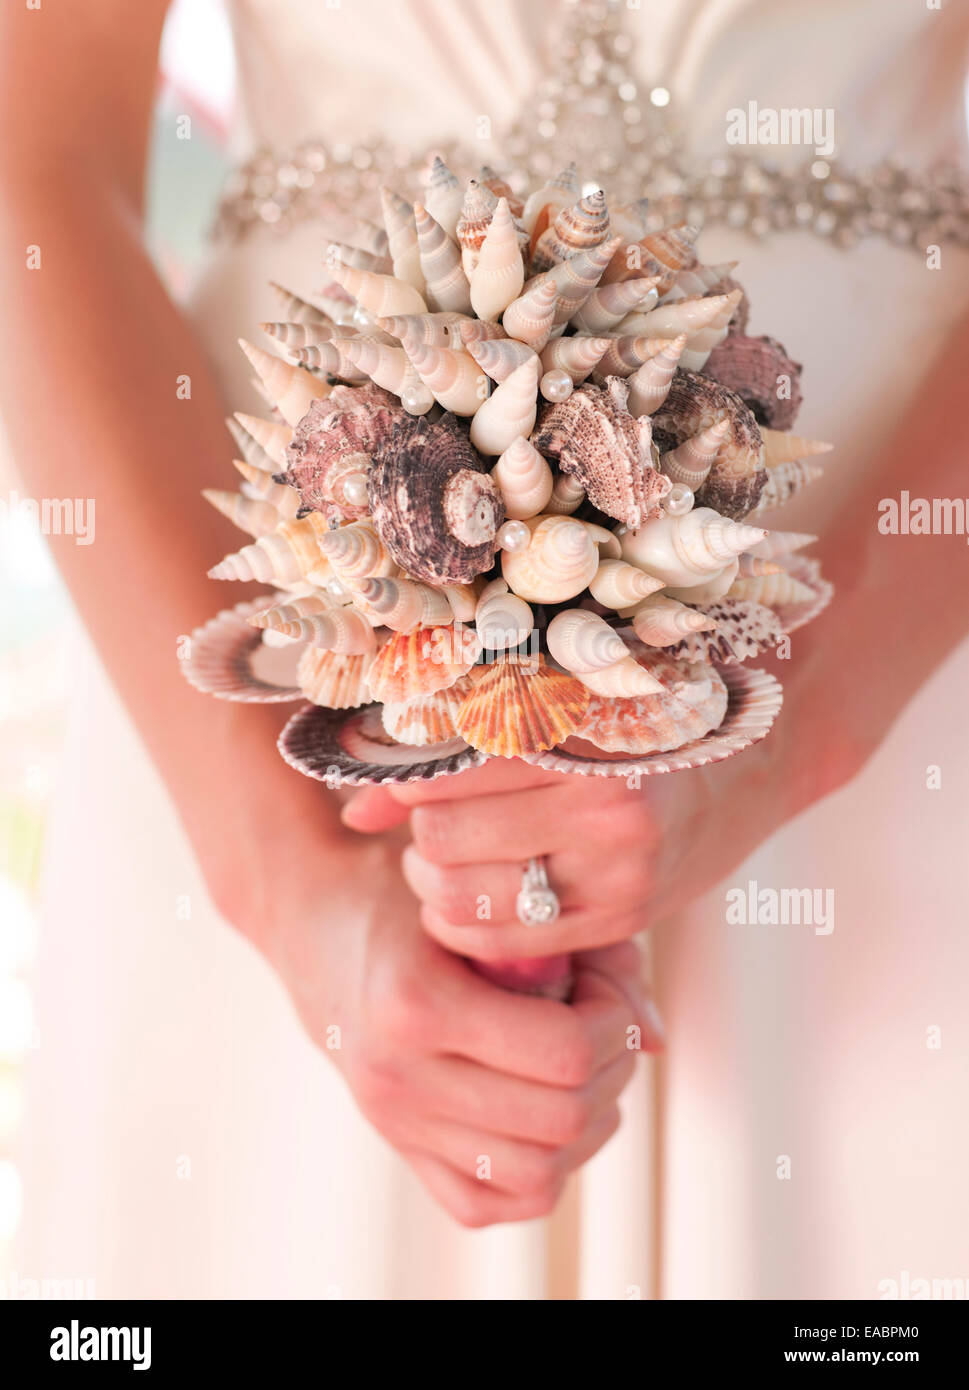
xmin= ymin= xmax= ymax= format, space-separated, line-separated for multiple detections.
xmin=454 ymin=656 xmax=590 ymax=756
xmin=469 ymin=354 xmax=540 ymax=457
xmin=298 ymin=647 xmax=375 ymax=708
xmin=702 ymin=334 xmax=803 ymax=430
xmin=326 ymin=262 xmax=427 ymax=319
xmin=414 ymin=202 xmax=473 ymax=314
xmin=531 ymin=191 xmax=611 ymax=274
xmin=663 ymin=598 xmax=783 ymax=665
xmin=469 ymin=199 xmax=525 ymax=321
xmin=501 ymin=275 xmax=559 ymax=351
xmin=464 ymin=335 xmax=537 ymax=383
xmin=522 ymin=662 xmax=783 ymax=778
xmin=500 ymin=514 xmax=600 ymax=603
xmin=279 ymin=701 xmax=486 ymax=786
xmin=368 ymin=412 xmax=504 ymax=583
xmin=380 ymin=187 xmax=425 ymax=295
xmin=349 ymin=576 xmax=453 ymax=632
xmin=625 ymin=335 xmax=687 ymax=416
xmin=279 ymin=383 xmax=404 ymax=522
xmin=532 ymin=378 xmax=669 ymax=529
xmin=570 ymin=277 xmax=661 ymax=334
xmin=491 ymin=436 xmax=554 ymax=519
xmin=651 ymin=370 xmax=767 ymax=520
xmin=366 ymin=623 xmax=481 ymax=703
xmin=573 ymin=645 xmax=727 ymax=754
xmin=238 ymin=340 xmax=330 ymax=427
xmin=182 ymin=597 xmax=303 ymax=702
xmin=381 ymin=675 xmax=475 ymax=746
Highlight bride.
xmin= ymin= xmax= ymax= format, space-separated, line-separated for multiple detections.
xmin=2 ymin=0 xmax=968 ymax=1298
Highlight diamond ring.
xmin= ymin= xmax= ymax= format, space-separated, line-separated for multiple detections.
xmin=516 ymin=856 xmax=561 ymax=927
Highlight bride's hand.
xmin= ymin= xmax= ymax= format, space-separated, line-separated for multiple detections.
xmin=343 ymin=761 xmax=661 ymax=965
xmin=236 ymin=835 xmax=659 ymax=1227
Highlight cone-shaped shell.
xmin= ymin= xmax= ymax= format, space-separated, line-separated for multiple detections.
xmin=261 ymin=319 xmax=337 ymax=351
xmin=588 ymin=558 xmax=665 ymax=609
xmin=293 ymin=340 xmax=366 ymax=381
xmin=318 ymin=519 xmax=398 ymax=579
xmin=573 ymin=654 xmax=666 ymax=698
xmin=202 ymin=488 xmax=280 ymax=538
xmin=381 ymin=675 xmax=475 ymax=746
xmin=500 ymin=514 xmax=599 ymax=603
xmin=491 ymin=436 xmax=554 ymax=520
xmin=631 ymin=593 xmax=718 ymax=646
xmin=570 ymin=277 xmax=661 ymax=334
xmin=619 ymin=506 xmax=766 ymax=587
xmin=249 ymin=592 xmax=334 ymax=637
xmin=269 ymin=282 xmax=329 ymax=325
xmin=349 ymin=576 xmax=453 ymax=632
xmin=748 ymin=530 xmax=818 ymax=560
xmin=414 ymin=202 xmax=473 ymax=314
xmin=591 ymin=335 xmax=668 ymax=380
xmin=761 ymin=427 xmax=834 ymax=469
xmin=469 ymin=355 xmax=540 ymax=457
xmin=522 ymin=162 xmax=580 ymax=236
xmin=478 ymin=166 xmax=524 ymax=218
xmin=727 ymin=571 xmax=817 ymax=609
xmin=230 ymin=413 xmax=291 ymax=469
xmin=378 ymin=311 xmax=467 ymax=349
xmin=574 ymin=645 xmax=728 ymax=754
xmin=736 ymin=554 xmax=783 ymax=577
xmin=545 ymin=609 xmax=629 ymax=673
xmin=531 ymin=191 xmax=611 ymax=274
xmin=368 ymin=412 xmax=504 ymax=583
xmin=625 ymin=335 xmax=687 ymax=416
xmin=367 ymin=624 xmax=480 ymax=703
xmin=539 ymin=335 xmax=612 ymax=385
xmin=651 ymin=370 xmax=767 ymax=520
xmin=338 ymin=338 xmax=413 ymax=395
xmin=238 ymin=340 xmax=329 ymax=426
xmin=469 ymin=199 xmax=525 ymax=322
xmin=454 ymin=656 xmax=590 ymax=756
xmin=424 ymin=155 xmax=464 ymax=237
xmin=544 ymin=473 xmax=586 ymax=515
xmin=659 ymin=417 xmax=731 ymax=491
xmin=474 ymin=586 xmax=534 ymax=652
xmin=380 ymin=187 xmax=425 ymax=295
xmin=327 ymin=262 xmax=427 ymax=318
xmin=298 ymin=647 xmax=374 ymax=708
xmin=208 ymin=512 xmax=331 ymax=585
xmin=290 ymin=606 xmax=376 ymax=654
xmin=464 ymin=335 xmax=537 ymax=383
xmin=609 ymin=197 xmax=651 ymax=242
xmin=406 ymin=343 xmax=487 ymax=416
xmin=501 ymin=275 xmax=559 ymax=351
xmin=749 ymin=460 xmax=824 ymax=515
xmin=456 ymin=179 xmax=499 ymax=276
xmin=232 ymin=459 xmax=301 ymax=516
xmin=532 ymin=378 xmax=670 ymax=529
xmin=545 ymin=237 xmax=623 ymax=325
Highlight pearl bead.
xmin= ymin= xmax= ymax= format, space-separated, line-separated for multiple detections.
xmin=663 ymin=482 xmax=694 ymax=516
xmin=351 ymin=305 xmax=376 ymax=330
xmin=540 ymin=369 xmax=573 ymax=402
xmin=342 ymin=472 xmax=369 ymax=506
xmin=401 ymin=383 xmax=434 ymax=415
xmin=325 ymin=577 xmax=347 ymax=599
xmin=496 ymin=520 xmax=530 ymax=553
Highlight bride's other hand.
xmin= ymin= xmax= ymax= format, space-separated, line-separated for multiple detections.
xmin=248 ymin=841 xmax=656 ymax=1227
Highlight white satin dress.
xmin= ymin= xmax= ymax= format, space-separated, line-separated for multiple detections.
xmin=13 ymin=0 xmax=969 ymax=1298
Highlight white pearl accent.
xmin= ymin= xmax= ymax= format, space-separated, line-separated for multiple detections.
xmin=540 ymin=368 xmax=573 ymax=402
xmin=496 ymin=520 xmax=530 ymax=552
xmin=342 ymin=473 xmax=369 ymax=506
xmin=400 ymin=383 xmax=434 ymax=415
xmin=663 ymin=483 xmax=695 ymax=516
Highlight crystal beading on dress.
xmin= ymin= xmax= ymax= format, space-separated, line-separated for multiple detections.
xmin=211 ymin=0 xmax=969 ymax=253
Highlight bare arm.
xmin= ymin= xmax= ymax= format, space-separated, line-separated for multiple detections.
xmin=0 ymin=0 xmax=349 ymax=938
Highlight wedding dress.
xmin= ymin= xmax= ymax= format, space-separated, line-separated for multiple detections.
xmin=13 ymin=0 xmax=969 ymax=1299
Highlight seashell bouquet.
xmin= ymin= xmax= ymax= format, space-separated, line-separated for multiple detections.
xmin=183 ymin=158 xmax=833 ymax=787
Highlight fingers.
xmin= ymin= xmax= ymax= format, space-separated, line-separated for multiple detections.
xmin=570 ymin=940 xmax=666 ymax=1054
xmin=407 ymin=1152 xmax=564 ymax=1228
xmin=388 ymin=758 xmax=569 ymax=807
xmin=341 ymin=786 xmax=411 ymax=833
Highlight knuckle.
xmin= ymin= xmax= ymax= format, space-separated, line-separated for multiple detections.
xmin=550 ymin=1026 xmax=597 ymax=1088
xmin=410 ymin=806 xmax=454 ymax=864
xmin=513 ymin=1150 xmax=562 ymax=1198
xmin=546 ymin=1092 xmax=593 ymax=1145
xmin=376 ymin=971 xmax=437 ymax=1052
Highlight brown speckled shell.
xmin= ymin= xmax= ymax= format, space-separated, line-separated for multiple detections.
xmin=573 ymin=643 xmax=727 ymax=754
xmin=532 ymin=378 xmax=670 ymax=529
xmin=279 ymin=383 xmax=404 ymax=522
xmin=664 ymin=598 xmax=784 ymax=665
xmin=702 ymin=334 xmax=803 ymax=430
xmin=368 ymin=412 xmax=504 ymax=584
xmin=651 ymin=370 xmax=766 ymax=521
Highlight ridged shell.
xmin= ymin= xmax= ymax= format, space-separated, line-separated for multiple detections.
xmin=539 ymin=335 xmax=612 ymax=384
xmin=619 ymin=507 xmax=766 ymax=587
xmin=182 ymin=597 xmax=303 ymax=702
xmin=474 ymin=585 xmax=534 ymax=652
xmin=500 ymin=514 xmax=600 ymax=603
xmin=468 ymin=355 xmax=540 ymax=457
xmin=531 ymin=191 xmax=611 ymax=274
xmin=501 ymin=275 xmax=559 ymax=351
xmin=546 ymin=237 xmax=622 ymax=325
xmin=381 ymin=675 xmax=475 ymax=746
xmin=424 ymin=156 xmax=464 ymax=237
xmin=278 ymin=383 xmax=403 ymax=521
xmin=664 ymin=598 xmax=783 ymax=665
xmin=368 ymin=413 xmax=504 ymax=583
xmin=202 ymin=489 xmax=280 ymax=538
xmin=298 ymin=647 xmax=374 ymax=708
xmin=366 ymin=624 xmax=481 ymax=703
xmin=207 ymin=512 xmax=331 ymax=585
xmin=454 ymin=656 xmax=590 ymax=756
xmin=279 ymin=701 xmax=486 ymax=786
xmin=414 ymin=202 xmax=473 ymax=314
xmin=532 ymin=378 xmax=670 ymax=528
xmin=748 ymin=460 xmax=825 ymax=515
xmin=227 ymin=413 xmax=290 ymax=471
xmin=588 ymin=558 xmax=665 ymax=608
xmin=701 ymin=334 xmax=803 ymax=430
xmin=573 ymin=645 xmax=727 ymax=754
xmin=651 ymin=370 xmax=766 ymax=520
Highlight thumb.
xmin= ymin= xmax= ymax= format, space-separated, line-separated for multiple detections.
xmin=341 ymin=786 xmax=411 ymax=833
xmin=571 ymin=942 xmax=666 ymax=1053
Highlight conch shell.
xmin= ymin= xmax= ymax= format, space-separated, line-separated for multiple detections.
xmin=368 ymin=412 xmax=504 ymax=583
xmin=619 ymin=506 xmax=766 ymax=588
xmin=532 ymin=378 xmax=669 ymax=529
xmin=454 ymin=656 xmax=590 ymax=756
xmin=500 ymin=514 xmax=600 ymax=603
xmin=469 ymin=355 xmax=540 ymax=457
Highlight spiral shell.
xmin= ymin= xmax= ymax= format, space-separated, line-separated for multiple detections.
xmin=761 ymin=428 xmax=834 ymax=469
xmin=491 ymin=436 xmax=554 ymax=520
xmin=377 ymin=311 xmax=468 ymax=349
xmin=630 ymin=593 xmax=718 ymax=646
xmin=625 ymin=335 xmax=687 ymax=417
xmin=727 ymin=571 xmax=818 ymax=610
xmin=368 ymin=412 xmax=504 ymax=583
xmin=500 ymin=514 xmax=600 ymax=603
xmin=748 ymin=460 xmax=825 ymax=515
xmin=592 ymin=335 xmax=668 ymax=380
xmin=574 ymin=644 xmax=728 ymax=754
xmin=279 ymin=383 xmax=404 ymax=522
xmin=202 ymin=488 xmax=280 ymax=538
xmin=380 ymin=187 xmax=425 ymax=296
xmin=269 ymin=282 xmax=330 ymax=326
xmin=454 ymin=655 xmax=590 ymax=756
xmin=366 ymin=624 xmax=480 ymax=703
xmin=651 ymin=370 xmax=767 ymax=520
xmin=501 ymin=275 xmax=559 ymax=351
xmin=469 ymin=199 xmax=525 ymax=322
xmin=531 ymin=191 xmax=611 ymax=274
xmin=231 ymin=459 xmax=301 ymax=517
xmin=464 ymin=335 xmax=537 ymax=383
xmin=522 ymin=162 xmax=580 ymax=236
xmin=208 ymin=512 xmax=332 ymax=585
xmin=456 ymin=179 xmax=498 ymax=276
xmin=407 ymin=342 xmax=487 ymax=415
xmin=318 ymin=519 xmax=398 ymax=579
xmin=468 ymin=354 xmax=540 ymax=457
xmin=545 ymin=609 xmax=629 ymax=673
xmin=659 ymin=417 xmax=731 ymax=491
xmin=570 ymin=276 xmax=661 ymax=334
xmin=228 ymin=413 xmax=290 ymax=471
xmin=423 ymin=155 xmax=464 ymax=237
xmin=479 ymin=166 xmax=524 ymax=217
xmin=474 ymin=584 xmax=534 ymax=652
xmin=237 ymin=340 xmax=330 ymax=427
xmin=414 ymin=202 xmax=472 ymax=314
xmin=701 ymin=334 xmax=803 ymax=430
xmin=532 ymin=378 xmax=669 ymax=529
xmin=573 ymin=654 xmax=665 ymax=698
xmin=619 ymin=506 xmax=766 ymax=588
xmin=544 ymin=473 xmax=586 ymax=515
xmin=327 ymin=262 xmax=427 ymax=319
xmin=298 ymin=647 xmax=375 ymax=708
xmin=349 ymin=575 xmax=453 ymax=632
xmin=545 ymin=237 xmax=623 ymax=326
xmin=285 ymin=604 xmax=377 ymax=654
xmin=539 ymin=335 xmax=612 ymax=385
xmin=588 ymin=558 xmax=665 ymax=609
